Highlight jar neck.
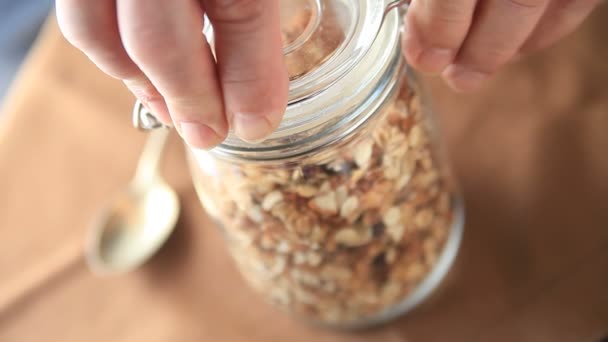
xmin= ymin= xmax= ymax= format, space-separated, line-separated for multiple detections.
xmin=205 ymin=10 xmax=403 ymax=163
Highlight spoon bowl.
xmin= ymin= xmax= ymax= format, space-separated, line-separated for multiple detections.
xmin=86 ymin=128 xmax=179 ymax=275
xmin=87 ymin=180 xmax=179 ymax=274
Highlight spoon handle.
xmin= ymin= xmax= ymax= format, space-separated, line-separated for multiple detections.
xmin=133 ymin=128 xmax=171 ymax=186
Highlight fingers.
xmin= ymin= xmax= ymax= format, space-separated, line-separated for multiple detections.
xmin=118 ymin=0 xmax=227 ymax=149
xmin=56 ymin=0 xmax=171 ymax=124
xmin=521 ymin=0 xmax=601 ymax=53
xmin=403 ymin=0 xmax=476 ymax=73
xmin=205 ymin=0 xmax=288 ymax=142
xmin=443 ymin=0 xmax=550 ymax=92
xmin=58 ymin=0 xmax=287 ymax=148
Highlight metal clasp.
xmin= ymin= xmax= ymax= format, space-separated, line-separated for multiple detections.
xmin=132 ymin=100 xmax=167 ymax=131
xmin=384 ymin=0 xmax=410 ymax=21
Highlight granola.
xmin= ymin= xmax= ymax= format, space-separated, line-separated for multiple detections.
xmin=190 ymin=80 xmax=457 ymax=325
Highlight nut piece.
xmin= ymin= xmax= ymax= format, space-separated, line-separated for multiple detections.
xmin=383 ymin=207 xmax=402 ymax=227
xmin=409 ymin=125 xmax=423 ymax=148
xmin=292 ymin=269 xmax=321 ymax=287
xmin=321 ymin=265 xmax=353 ymax=281
xmin=306 ymin=251 xmax=323 ymax=267
xmin=387 ymin=224 xmax=406 ymax=242
xmin=354 ymin=140 xmax=374 ymax=168
xmin=309 ymin=192 xmax=338 ymax=215
xmin=276 ymin=240 xmax=292 ymax=254
xmin=415 ymin=208 xmax=434 ymax=228
xmin=292 ymin=185 xmax=318 ymax=198
xmin=335 ymin=186 xmax=348 ymax=207
xmin=386 ymin=248 xmax=397 ymax=264
xmin=262 ymin=191 xmax=283 ymax=211
xmin=334 ymin=227 xmax=372 ymax=247
xmin=340 ymin=196 xmax=359 ymax=218
xmin=248 ymin=205 xmax=264 ymax=223
xmin=381 ymin=282 xmax=402 ymax=303
xmin=293 ymin=252 xmax=307 ymax=265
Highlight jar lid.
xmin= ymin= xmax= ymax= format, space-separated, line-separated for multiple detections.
xmin=199 ymin=0 xmax=406 ymax=161
xmin=281 ymin=0 xmax=387 ymax=103
xmin=203 ymin=0 xmax=398 ymax=103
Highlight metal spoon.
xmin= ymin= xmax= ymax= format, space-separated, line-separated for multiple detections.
xmin=86 ymin=127 xmax=180 ymax=275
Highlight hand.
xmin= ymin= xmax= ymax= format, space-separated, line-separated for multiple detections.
xmin=57 ymin=0 xmax=288 ymax=149
xmin=402 ymin=0 xmax=601 ymax=92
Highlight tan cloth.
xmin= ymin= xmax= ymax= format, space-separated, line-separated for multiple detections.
xmin=1 ymin=7 xmax=608 ymax=341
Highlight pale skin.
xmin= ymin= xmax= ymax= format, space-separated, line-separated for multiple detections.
xmin=56 ymin=0 xmax=601 ymax=150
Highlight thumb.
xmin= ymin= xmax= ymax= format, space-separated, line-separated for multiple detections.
xmin=205 ymin=0 xmax=288 ymax=143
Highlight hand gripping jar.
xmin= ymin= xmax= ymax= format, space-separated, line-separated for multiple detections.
xmin=188 ymin=0 xmax=464 ymax=328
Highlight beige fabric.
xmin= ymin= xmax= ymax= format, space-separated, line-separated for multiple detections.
xmin=1 ymin=7 xmax=608 ymax=341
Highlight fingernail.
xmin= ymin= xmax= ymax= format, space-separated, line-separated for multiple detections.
xmin=416 ymin=48 xmax=453 ymax=73
xmin=232 ymin=112 xmax=274 ymax=143
xmin=444 ymin=65 xmax=490 ymax=92
xmin=177 ymin=121 xmax=222 ymax=150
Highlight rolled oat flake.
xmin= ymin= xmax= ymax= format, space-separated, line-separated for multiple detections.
xmin=188 ymin=0 xmax=465 ymax=328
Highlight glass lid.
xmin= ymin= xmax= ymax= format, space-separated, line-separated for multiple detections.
xmin=204 ymin=0 xmax=389 ymax=103
xmin=197 ymin=0 xmax=406 ymax=161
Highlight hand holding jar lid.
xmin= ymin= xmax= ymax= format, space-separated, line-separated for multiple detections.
xmin=59 ymin=0 xmax=603 ymax=329
xmin=56 ymin=0 xmax=601 ymax=149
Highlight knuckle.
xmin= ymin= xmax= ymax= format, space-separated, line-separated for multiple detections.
xmin=206 ymin=0 xmax=266 ymax=26
xmin=164 ymin=92 xmax=209 ymax=110
xmin=91 ymin=49 xmax=139 ymax=79
xmin=119 ymin=21 xmax=189 ymax=68
xmin=470 ymin=48 xmax=514 ymax=72
xmin=417 ymin=22 xmax=467 ymax=49
xmin=429 ymin=2 xmax=473 ymax=23
xmin=125 ymin=37 xmax=182 ymax=67
xmin=124 ymin=78 xmax=163 ymax=103
xmin=412 ymin=6 xmax=471 ymax=49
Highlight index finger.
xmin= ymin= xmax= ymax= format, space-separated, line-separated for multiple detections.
xmin=205 ymin=0 xmax=289 ymax=143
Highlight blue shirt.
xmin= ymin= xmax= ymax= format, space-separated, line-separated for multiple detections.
xmin=0 ymin=0 xmax=53 ymax=104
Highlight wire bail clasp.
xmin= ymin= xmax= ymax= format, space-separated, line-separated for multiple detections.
xmin=384 ymin=0 xmax=410 ymax=21
xmin=132 ymin=100 xmax=167 ymax=131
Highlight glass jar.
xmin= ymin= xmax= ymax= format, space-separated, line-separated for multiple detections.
xmin=188 ymin=0 xmax=464 ymax=328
